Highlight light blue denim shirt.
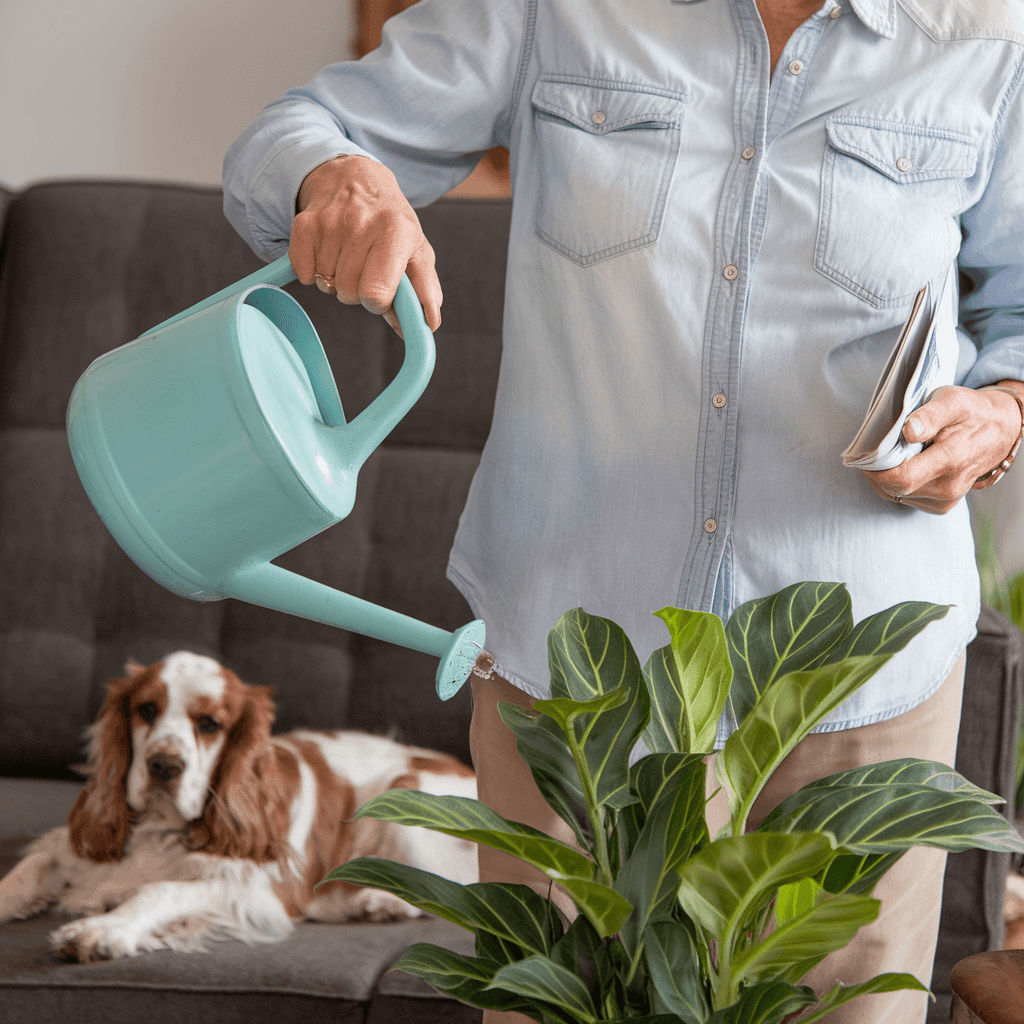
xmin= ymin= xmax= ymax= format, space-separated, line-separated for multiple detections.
xmin=224 ymin=0 xmax=1024 ymax=740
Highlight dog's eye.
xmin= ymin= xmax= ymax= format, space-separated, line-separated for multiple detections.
xmin=137 ymin=702 xmax=158 ymax=725
xmin=196 ymin=716 xmax=221 ymax=735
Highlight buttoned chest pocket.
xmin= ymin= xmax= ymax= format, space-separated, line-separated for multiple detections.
xmin=531 ymin=77 xmax=687 ymax=267
xmin=815 ymin=118 xmax=978 ymax=309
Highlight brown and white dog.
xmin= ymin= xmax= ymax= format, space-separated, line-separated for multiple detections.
xmin=0 ymin=652 xmax=478 ymax=961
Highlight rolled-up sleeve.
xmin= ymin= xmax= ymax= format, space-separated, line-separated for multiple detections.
xmin=223 ymin=0 xmax=527 ymax=261
xmin=958 ymin=54 xmax=1024 ymax=389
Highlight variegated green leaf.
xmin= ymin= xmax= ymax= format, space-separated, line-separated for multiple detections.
xmin=547 ymin=608 xmax=650 ymax=809
xmin=499 ymin=702 xmax=593 ymax=848
xmin=795 ymin=973 xmax=930 ymax=1024
xmin=353 ymin=790 xmax=597 ymax=880
xmin=718 ymin=656 xmax=890 ymax=832
xmin=676 ymin=832 xmax=836 ymax=950
xmin=729 ymin=891 xmax=880 ymax=991
xmin=821 ymin=600 xmax=952 ymax=664
xmin=820 ymin=851 xmax=905 ymax=896
xmin=774 ymin=877 xmax=823 ymax=925
xmin=643 ymin=607 xmax=733 ymax=754
xmin=725 ymin=582 xmax=853 ymax=725
xmin=556 ymin=875 xmax=634 ymax=938
xmin=547 ymin=915 xmax=613 ymax=1013
xmin=534 ymin=687 xmax=630 ymax=728
xmin=759 ymin=783 xmax=1024 ymax=854
xmin=795 ymin=757 xmax=1002 ymax=804
xmin=487 ymin=955 xmax=600 ymax=1023
xmin=391 ymin=943 xmax=542 ymax=1015
xmin=644 ymin=918 xmax=710 ymax=1024
xmin=707 ymin=980 xmax=818 ymax=1024
xmin=320 ymin=859 xmax=562 ymax=955
xmin=617 ymin=755 xmax=709 ymax=955
xmin=630 ymin=752 xmax=710 ymax=810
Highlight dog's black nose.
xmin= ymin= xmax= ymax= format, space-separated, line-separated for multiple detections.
xmin=147 ymin=751 xmax=184 ymax=782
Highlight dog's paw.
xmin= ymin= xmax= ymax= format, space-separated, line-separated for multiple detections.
xmin=352 ymin=887 xmax=423 ymax=922
xmin=49 ymin=917 xmax=133 ymax=962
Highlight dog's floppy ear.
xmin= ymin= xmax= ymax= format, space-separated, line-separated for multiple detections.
xmin=188 ymin=678 xmax=286 ymax=861
xmin=67 ymin=673 xmax=136 ymax=862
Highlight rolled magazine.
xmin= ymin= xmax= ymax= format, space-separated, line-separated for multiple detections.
xmin=842 ymin=261 xmax=960 ymax=472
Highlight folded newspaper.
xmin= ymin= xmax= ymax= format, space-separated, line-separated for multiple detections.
xmin=841 ymin=261 xmax=960 ymax=472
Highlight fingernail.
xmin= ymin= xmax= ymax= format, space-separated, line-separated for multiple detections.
xmin=907 ymin=417 xmax=923 ymax=438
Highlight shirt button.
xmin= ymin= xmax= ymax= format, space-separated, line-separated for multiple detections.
xmin=723 ymin=264 xmax=739 ymax=280
xmin=591 ymin=111 xmax=606 ymax=125
xmin=704 ymin=518 xmax=718 ymax=534
xmin=741 ymin=146 xmax=756 ymax=160
xmin=712 ymin=393 xmax=728 ymax=408
xmin=896 ymin=156 xmax=912 ymax=172
xmin=789 ymin=60 xmax=804 ymax=75
xmin=829 ymin=5 xmax=841 ymax=17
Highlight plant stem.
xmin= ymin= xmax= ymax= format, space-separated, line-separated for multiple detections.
xmin=564 ymin=727 xmax=613 ymax=884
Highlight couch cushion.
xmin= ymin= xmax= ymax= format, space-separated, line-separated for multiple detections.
xmin=0 ymin=913 xmax=477 ymax=1024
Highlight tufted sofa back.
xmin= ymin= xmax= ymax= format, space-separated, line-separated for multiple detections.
xmin=0 ymin=181 xmax=510 ymax=776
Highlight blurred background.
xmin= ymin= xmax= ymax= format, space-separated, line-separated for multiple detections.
xmin=0 ymin=0 xmax=509 ymax=196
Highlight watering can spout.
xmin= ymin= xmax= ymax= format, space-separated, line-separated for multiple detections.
xmin=225 ymin=562 xmax=485 ymax=700
xmin=66 ymin=254 xmax=483 ymax=699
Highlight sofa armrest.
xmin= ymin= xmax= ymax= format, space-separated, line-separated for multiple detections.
xmin=928 ymin=604 xmax=1024 ymax=1023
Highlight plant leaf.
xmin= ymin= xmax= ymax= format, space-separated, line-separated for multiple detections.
xmin=821 ymin=600 xmax=953 ymax=664
xmin=819 ymin=851 xmax=906 ymax=896
xmin=499 ymin=702 xmax=593 ymax=848
xmin=675 ymin=832 xmax=837 ymax=948
xmin=547 ymin=915 xmax=613 ymax=1012
xmin=793 ymin=757 xmax=1003 ymax=804
xmin=353 ymin=790 xmax=597 ymax=880
xmin=547 ymin=608 xmax=651 ymax=808
xmin=707 ymin=981 xmax=818 ymax=1024
xmin=759 ymin=783 xmax=1024 ymax=855
xmin=794 ymin=973 xmax=930 ymax=1024
xmin=630 ymin=752 xmax=711 ymax=813
xmin=487 ymin=955 xmax=600 ymax=1023
xmin=321 ymin=858 xmax=561 ymax=955
xmin=391 ymin=943 xmax=543 ymax=1015
xmin=718 ymin=656 xmax=891 ymax=830
xmin=724 ymin=582 xmax=854 ymax=725
xmin=643 ymin=608 xmax=733 ymax=754
xmin=555 ymin=875 xmax=634 ymax=938
xmin=644 ymin=918 xmax=710 ymax=1024
xmin=729 ymin=892 xmax=880 ymax=990
xmin=617 ymin=755 xmax=709 ymax=955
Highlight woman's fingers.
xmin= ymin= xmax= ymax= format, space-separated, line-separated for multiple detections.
xmin=862 ymin=384 xmax=1024 ymax=513
xmin=289 ymin=155 xmax=442 ymax=335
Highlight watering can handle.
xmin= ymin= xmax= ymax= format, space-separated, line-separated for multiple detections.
xmin=150 ymin=255 xmax=435 ymax=468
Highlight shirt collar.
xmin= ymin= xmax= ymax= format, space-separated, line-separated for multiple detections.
xmin=848 ymin=0 xmax=899 ymax=38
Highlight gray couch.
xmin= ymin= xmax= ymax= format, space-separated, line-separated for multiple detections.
xmin=0 ymin=180 xmax=1020 ymax=1024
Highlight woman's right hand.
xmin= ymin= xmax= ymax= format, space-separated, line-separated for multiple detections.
xmin=288 ymin=155 xmax=442 ymax=338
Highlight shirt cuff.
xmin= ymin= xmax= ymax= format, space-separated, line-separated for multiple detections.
xmin=246 ymin=133 xmax=382 ymax=262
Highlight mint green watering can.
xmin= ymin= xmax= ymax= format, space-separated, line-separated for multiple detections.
xmin=66 ymin=256 xmax=484 ymax=699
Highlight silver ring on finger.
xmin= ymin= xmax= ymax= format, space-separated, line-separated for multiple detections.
xmin=893 ymin=494 xmax=904 ymax=503
xmin=314 ymin=272 xmax=335 ymax=289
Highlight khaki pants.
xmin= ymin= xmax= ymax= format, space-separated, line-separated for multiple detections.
xmin=469 ymin=649 xmax=966 ymax=1024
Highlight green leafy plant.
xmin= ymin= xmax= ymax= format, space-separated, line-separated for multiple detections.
xmin=324 ymin=581 xmax=1024 ymax=1023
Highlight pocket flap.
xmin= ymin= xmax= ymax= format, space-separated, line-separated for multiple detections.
xmin=532 ymin=77 xmax=686 ymax=133
xmin=826 ymin=118 xmax=978 ymax=182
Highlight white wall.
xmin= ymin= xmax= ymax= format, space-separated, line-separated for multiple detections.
xmin=0 ymin=0 xmax=357 ymax=189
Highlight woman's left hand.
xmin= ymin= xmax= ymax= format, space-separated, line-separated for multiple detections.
xmin=863 ymin=381 xmax=1024 ymax=514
